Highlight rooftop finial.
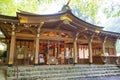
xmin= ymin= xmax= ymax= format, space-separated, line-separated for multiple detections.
xmin=66 ymin=0 xmax=71 ymax=6
xmin=60 ymin=0 xmax=71 ymax=12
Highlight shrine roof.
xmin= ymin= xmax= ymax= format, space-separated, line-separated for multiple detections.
xmin=17 ymin=10 xmax=104 ymax=30
xmin=0 ymin=7 xmax=120 ymax=39
xmin=101 ymin=31 xmax=120 ymax=38
xmin=0 ymin=14 xmax=18 ymax=22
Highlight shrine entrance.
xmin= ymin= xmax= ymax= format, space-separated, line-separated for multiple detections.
xmin=78 ymin=44 xmax=89 ymax=64
xmin=39 ymin=40 xmax=74 ymax=65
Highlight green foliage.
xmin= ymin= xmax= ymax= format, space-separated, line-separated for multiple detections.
xmin=101 ymin=0 xmax=120 ymax=20
xmin=70 ymin=0 xmax=104 ymax=24
xmin=0 ymin=0 xmax=39 ymax=16
xmin=17 ymin=0 xmax=39 ymax=13
xmin=0 ymin=0 xmax=16 ymax=16
xmin=2 ymin=50 xmax=7 ymax=57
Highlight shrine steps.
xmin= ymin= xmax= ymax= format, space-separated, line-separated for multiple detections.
xmin=7 ymin=64 xmax=120 ymax=80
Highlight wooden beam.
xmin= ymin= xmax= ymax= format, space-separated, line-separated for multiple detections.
xmin=41 ymin=28 xmax=73 ymax=38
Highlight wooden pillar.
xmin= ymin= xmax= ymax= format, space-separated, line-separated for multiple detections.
xmin=113 ymin=40 xmax=117 ymax=56
xmin=74 ymin=39 xmax=78 ymax=63
xmin=88 ymin=34 xmax=94 ymax=64
xmin=64 ymin=41 xmax=66 ymax=64
xmin=34 ymin=33 xmax=40 ymax=65
xmin=100 ymin=36 xmax=107 ymax=64
xmin=54 ymin=43 xmax=57 ymax=58
xmin=8 ymin=24 xmax=16 ymax=65
xmin=57 ymin=41 xmax=60 ymax=58
xmin=71 ymin=46 xmax=74 ymax=58
xmin=47 ymin=40 xmax=50 ymax=59
xmin=102 ymin=36 xmax=107 ymax=56
xmin=57 ymin=41 xmax=60 ymax=63
xmin=102 ymin=42 xmax=105 ymax=55
xmin=74 ymin=33 xmax=79 ymax=64
xmin=88 ymin=41 xmax=92 ymax=64
xmin=34 ymin=22 xmax=44 ymax=65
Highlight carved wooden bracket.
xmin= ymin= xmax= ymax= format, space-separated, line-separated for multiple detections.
xmin=87 ymin=33 xmax=95 ymax=42
xmin=11 ymin=24 xmax=16 ymax=36
xmin=100 ymin=36 xmax=107 ymax=43
xmin=37 ymin=22 xmax=44 ymax=34
xmin=73 ymin=32 xmax=80 ymax=41
xmin=11 ymin=24 xmax=16 ymax=31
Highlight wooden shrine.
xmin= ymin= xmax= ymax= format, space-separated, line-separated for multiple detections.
xmin=0 ymin=5 xmax=120 ymax=66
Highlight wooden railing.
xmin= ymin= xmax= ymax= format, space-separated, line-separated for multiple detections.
xmin=93 ymin=56 xmax=120 ymax=64
xmin=78 ymin=59 xmax=89 ymax=64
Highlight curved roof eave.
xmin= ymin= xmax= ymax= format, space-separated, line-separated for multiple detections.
xmin=17 ymin=10 xmax=68 ymax=17
xmin=17 ymin=10 xmax=104 ymax=30
xmin=68 ymin=11 xmax=104 ymax=30
xmin=101 ymin=30 xmax=120 ymax=38
xmin=0 ymin=15 xmax=18 ymax=22
xmin=0 ymin=10 xmax=120 ymax=38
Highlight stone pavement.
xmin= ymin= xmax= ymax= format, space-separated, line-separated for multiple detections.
xmin=71 ymin=76 xmax=120 ymax=80
xmin=0 ymin=70 xmax=6 ymax=80
xmin=0 ymin=66 xmax=6 ymax=80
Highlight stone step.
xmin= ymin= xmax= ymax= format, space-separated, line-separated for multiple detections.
xmin=12 ymin=67 xmax=119 ymax=74
xmin=9 ymin=69 xmax=120 ymax=80
xmin=7 ymin=66 xmax=119 ymax=72
xmin=15 ymin=72 xmax=120 ymax=80
xmin=7 ymin=64 xmax=120 ymax=80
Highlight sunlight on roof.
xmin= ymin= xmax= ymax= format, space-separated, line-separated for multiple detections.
xmin=0 ymin=44 xmax=4 ymax=50
xmin=0 ymin=42 xmax=6 ymax=51
xmin=0 ymin=30 xmax=5 ymax=38
xmin=0 ymin=31 xmax=3 ymax=35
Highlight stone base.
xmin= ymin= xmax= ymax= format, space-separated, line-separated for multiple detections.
xmin=7 ymin=64 xmax=13 ymax=67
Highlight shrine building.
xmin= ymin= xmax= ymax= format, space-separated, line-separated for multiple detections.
xmin=0 ymin=5 xmax=120 ymax=66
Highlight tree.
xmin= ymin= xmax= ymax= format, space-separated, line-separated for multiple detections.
xmin=0 ymin=0 xmax=39 ymax=16
xmin=102 ymin=0 xmax=120 ymax=18
xmin=0 ymin=0 xmax=16 ymax=16
xmin=70 ymin=0 xmax=104 ymax=24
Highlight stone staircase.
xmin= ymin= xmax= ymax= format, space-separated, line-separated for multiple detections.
xmin=7 ymin=64 xmax=120 ymax=80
